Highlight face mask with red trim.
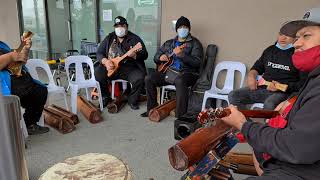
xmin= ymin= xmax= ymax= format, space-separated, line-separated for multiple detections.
xmin=292 ymin=45 xmax=320 ymax=72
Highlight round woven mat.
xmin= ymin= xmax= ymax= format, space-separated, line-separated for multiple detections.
xmin=38 ymin=153 xmax=132 ymax=180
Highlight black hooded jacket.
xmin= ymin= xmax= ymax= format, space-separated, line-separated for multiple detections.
xmin=154 ymin=34 xmax=203 ymax=74
xmin=97 ymin=31 xmax=148 ymax=74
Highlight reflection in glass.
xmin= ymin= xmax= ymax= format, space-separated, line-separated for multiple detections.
xmin=70 ymin=0 xmax=97 ymax=51
xmin=21 ymin=0 xmax=49 ymax=59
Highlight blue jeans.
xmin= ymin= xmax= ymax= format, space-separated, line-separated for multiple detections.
xmin=228 ymin=87 xmax=290 ymax=110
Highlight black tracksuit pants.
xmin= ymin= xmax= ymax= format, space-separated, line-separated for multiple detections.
xmin=94 ymin=64 xmax=145 ymax=105
xmin=12 ymin=84 xmax=48 ymax=127
xmin=145 ymin=71 xmax=198 ymax=118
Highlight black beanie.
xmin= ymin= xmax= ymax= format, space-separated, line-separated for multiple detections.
xmin=175 ymin=16 xmax=191 ymax=32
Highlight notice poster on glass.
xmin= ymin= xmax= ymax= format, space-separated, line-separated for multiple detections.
xmin=56 ymin=0 xmax=64 ymax=9
xmin=103 ymin=9 xmax=113 ymax=22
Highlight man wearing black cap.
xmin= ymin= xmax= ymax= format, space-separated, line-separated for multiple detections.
xmin=141 ymin=16 xmax=203 ymax=118
xmin=221 ymin=8 xmax=320 ymax=180
xmin=95 ymin=16 xmax=148 ymax=110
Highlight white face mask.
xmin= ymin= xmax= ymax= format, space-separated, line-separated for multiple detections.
xmin=115 ymin=27 xmax=126 ymax=37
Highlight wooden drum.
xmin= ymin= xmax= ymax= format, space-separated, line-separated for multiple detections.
xmin=38 ymin=153 xmax=132 ymax=180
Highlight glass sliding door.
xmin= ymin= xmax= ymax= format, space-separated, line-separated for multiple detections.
xmin=46 ymin=0 xmax=72 ymax=57
xmin=70 ymin=0 xmax=97 ymax=51
xmin=99 ymin=0 xmax=161 ymax=68
xmin=21 ymin=0 xmax=49 ymax=59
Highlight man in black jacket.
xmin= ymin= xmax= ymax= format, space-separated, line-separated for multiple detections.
xmin=140 ymin=16 xmax=203 ymax=118
xmin=228 ymin=30 xmax=307 ymax=110
xmin=222 ymin=8 xmax=320 ymax=180
xmin=95 ymin=16 xmax=148 ymax=110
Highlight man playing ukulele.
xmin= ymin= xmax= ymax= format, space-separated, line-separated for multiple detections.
xmin=95 ymin=16 xmax=148 ymax=110
xmin=228 ymin=27 xmax=307 ymax=110
xmin=141 ymin=16 xmax=203 ymax=118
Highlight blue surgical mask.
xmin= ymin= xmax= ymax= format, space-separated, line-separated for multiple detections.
xmin=177 ymin=28 xmax=189 ymax=39
xmin=276 ymin=42 xmax=293 ymax=50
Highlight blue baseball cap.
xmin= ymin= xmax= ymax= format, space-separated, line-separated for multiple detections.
xmin=0 ymin=41 xmax=11 ymax=54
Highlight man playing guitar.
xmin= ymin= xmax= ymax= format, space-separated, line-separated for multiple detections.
xmin=95 ymin=16 xmax=148 ymax=110
xmin=141 ymin=16 xmax=203 ymax=118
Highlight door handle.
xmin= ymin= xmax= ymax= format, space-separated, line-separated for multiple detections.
xmin=67 ymin=20 xmax=71 ymax=41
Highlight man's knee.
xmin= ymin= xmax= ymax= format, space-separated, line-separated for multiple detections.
xmin=263 ymin=100 xmax=277 ymax=110
xmin=228 ymin=89 xmax=242 ymax=103
xmin=94 ymin=65 xmax=107 ymax=82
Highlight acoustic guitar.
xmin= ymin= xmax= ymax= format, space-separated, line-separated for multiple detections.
xmin=157 ymin=43 xmax=186 ymax=73
xmin=107 ymin=42 xmax=142 ymax=77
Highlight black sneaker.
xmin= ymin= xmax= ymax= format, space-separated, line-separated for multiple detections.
xmin=128 ymin=103 xmax=139 ymax=110
xmin=140 ymin=111 xmax=149 ymax=117
xmin=27 ymin=124 xmax=49 ymax=135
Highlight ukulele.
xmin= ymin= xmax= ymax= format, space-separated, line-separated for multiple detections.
xmin=157 ymin=43 xmax=186 ymax=73
xmin=107 ymin=42 xmax=143 ymax=77
xmin=7 ymin=31 xmax=33 ymax=76
xmin=257 ymin=76 xmax=288 ymax=92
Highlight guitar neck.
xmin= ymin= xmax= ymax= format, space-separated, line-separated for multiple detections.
xmin=118 ymin=51 xmax=131 ymax=62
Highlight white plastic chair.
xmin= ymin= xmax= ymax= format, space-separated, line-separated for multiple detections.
xmin=65 ymin=55 xmax=103 ymax=113
xmin=111 ymin=79 xmax=129 ymax=99
xmin=26 ymin=59 xmax=69 ymax=109
xmin=250 ymin=103 xmax=264 ymax=110
xmin=201 ymin=61 xmax=247 ymax=110
xmin=160 ymin=85 xmax=176 ymax=104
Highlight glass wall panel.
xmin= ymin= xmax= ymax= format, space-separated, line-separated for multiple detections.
xmin=70 ymin=0 xmax=97 ymax=51
xmin=21 ymin=0 xmax=49 ymax=59
xmin=47 ymin=0 xmax=72 ymax=56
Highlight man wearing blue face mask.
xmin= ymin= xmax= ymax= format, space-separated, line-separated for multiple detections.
xmin=141 ymin=16 xmax=203 ymax=118
xmin=95 ymin=16 xmax=148 ymax=110
xmin=228 ymin=30 xmax=308 ymax=110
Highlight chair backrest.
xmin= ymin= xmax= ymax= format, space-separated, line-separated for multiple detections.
xmin=210 ymin=61 xmax=246 ymax=94
xmin=25 ymin=59 xmax=56 ymax=87
xmin=64 ymin=55 xmax=95 ymax=83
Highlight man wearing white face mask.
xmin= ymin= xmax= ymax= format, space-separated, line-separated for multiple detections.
xmin=141 ymin=16 xmax=203 ymax=118
xmin=95 ymin=16 xmax=148 ymax=110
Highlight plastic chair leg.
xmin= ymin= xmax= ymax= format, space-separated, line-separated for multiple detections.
xmin=63 ymin=92 xmax=69 ymax=110
xmin=70 ymin=85 xmax=79 ymax=114
xmin=111 ymin=81 xmax=116 ymax=99
xmin=201 ymin=92 xmax=210 ymax=110
xmin=37 ymin=114 xmax=45 ymax=127
xmin=85 ymin=88 xmax=91 ymax=101
xmin=122 ymin=81 xmax=127 ymax=91
xmin=161 ymin=86 xmax=165 ymax=104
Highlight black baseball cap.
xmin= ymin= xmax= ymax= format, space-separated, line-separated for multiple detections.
xmin=114 ymin=16 xmax=128 ymax=27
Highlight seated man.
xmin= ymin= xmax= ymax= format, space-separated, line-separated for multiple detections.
xmin=0 ymin=39 xmax=49 ymax=135
xmin=141 ymin=16 xmax=203 ymax=118
xmin=228 ymin=28 xmax=307 ymax=110
xmin=95 ymin=16 xmax=148 ymax=110
xmin=221 ymin=8 xmax=320 ymax=179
